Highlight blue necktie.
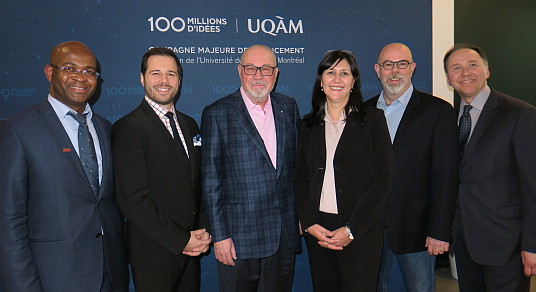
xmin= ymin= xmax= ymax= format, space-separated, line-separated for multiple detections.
xmin=68 ymin=112 xmax=100 ymax=196
xmin=458 ymin=105 xmax=472 ymax=165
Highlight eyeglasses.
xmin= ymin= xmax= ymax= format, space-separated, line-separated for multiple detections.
xmin=378 ymin=60 xmax=413 ymax=70
xmin=240 ymin=64 xmax=277 ymax=76
xmin=325 ymin=50 xmax=356 ymax=60
xmin=49 ymin=64 xmax=100 ymax=79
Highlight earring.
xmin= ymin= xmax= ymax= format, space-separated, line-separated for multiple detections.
xmin=351 ymin=89 xmax=353 ymax=92
xmin=321 ymin=87 xmax=324 ymax=92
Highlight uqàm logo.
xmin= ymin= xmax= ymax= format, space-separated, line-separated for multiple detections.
xmin=247 ymin=16 xmax=303 ymax=36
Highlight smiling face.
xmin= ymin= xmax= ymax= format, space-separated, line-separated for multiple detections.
xmin=445 ymin=48 xmax=490 ymax=104
xmin=45 ymin=41 xmax=98 ymax=113
xmin=374 ymin=43 xmax=416 ymax=103
xmin=141 ymin=55 xmax=180 ymax=111
xmin=321 ymin=58 xmax=355 ymax=106
xmin=238 ymin=45 xmax=278 ymax=104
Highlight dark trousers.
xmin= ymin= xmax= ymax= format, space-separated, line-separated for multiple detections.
xmin=305 ymin=212 xmax=383 ymax=292
xmin=455 ymin=223 xmax=530 ymax=292
xmin=217 ymin=230 xmax=296 ymax=292
xmin=131 ymin=254 xmax=200 ymax=292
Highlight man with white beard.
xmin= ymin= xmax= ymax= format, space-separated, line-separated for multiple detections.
xmin=365 ymin=43 xmax=458 ymax=292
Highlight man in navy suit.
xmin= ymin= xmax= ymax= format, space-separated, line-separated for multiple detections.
xmin=366 ymin=43 xmax=458 ymax=292
xmin=0 ymin=41 xmax=128 ymax=291
xmin=201 ymin=44 xmax=301 ymax=291
xmin=444 ymin=43 xmax=536 ymax=291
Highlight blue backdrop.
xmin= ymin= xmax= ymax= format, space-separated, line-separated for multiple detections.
xmin=1 ymin=1 xmax=432 ymax=290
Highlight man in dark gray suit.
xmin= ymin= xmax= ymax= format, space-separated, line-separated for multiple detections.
xmin=201 ymin=44 xmax=301 ymax=291
xmin=444 ymin=43 xmax=536 ymax=291
xmin=0 ymin=41 xmax=128 ymax=291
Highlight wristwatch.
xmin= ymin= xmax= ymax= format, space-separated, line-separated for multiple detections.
xmin=345 ymin=224 xmax=354 ymax=240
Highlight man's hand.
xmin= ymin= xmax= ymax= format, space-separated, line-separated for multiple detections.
xmin=182 ymin=228 xmax=211 ymax=256
xmin=305 ymin=224 xmax=342 ymax=250
xmin=425 ymin=236 xmax=449 ymax=255
xmin=214 ymin=238 xmax=237 ymax=266
xmin=521 ymin=251 xmax=536 ymax=277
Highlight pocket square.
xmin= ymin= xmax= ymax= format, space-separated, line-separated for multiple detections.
xmin=193 ymin=134 xmax=202 ymax=146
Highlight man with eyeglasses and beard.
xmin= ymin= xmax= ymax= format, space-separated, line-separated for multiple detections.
xmin=201 ymin=44 xmax=301 ymax=291
xmin=365 ymin=43 xmax=458 ymax=292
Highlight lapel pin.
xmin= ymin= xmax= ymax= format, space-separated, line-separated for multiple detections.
xmin=63 ymin=148 xmax=72 ymax=152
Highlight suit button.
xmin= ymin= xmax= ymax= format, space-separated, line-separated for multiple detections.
xmin=192 ymin=210 xmax=197 ymax=215
xmin=96 ymin=233 xmax=103 ymax=238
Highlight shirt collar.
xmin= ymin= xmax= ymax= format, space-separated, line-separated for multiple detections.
xmin=240 ymin=86 xmax=272 ymax=112
xmin=377 ymin=84 xmax=414 ymax=107
xmin=144 ymin=96 xmax=175 ymax=118
xmin=461 ymin=85 xmax=490 ymax=112
xmin=47 ymin=94 xmax=93 ymax=119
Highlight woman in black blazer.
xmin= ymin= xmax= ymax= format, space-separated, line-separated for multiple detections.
xmin=295 ymin=50 xmax=393 ymax=292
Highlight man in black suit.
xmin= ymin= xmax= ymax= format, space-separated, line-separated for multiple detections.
xmin=444 ymin=43 xmax=536 ymax=291
xmin=366 ymin=43 xmax=458 ymax=291
xmin=112 ymin=47 xmax=211 ymax=292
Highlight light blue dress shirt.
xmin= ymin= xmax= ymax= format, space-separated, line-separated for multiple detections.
xmin=376 ymin=85 xmax=414 ymax=143
xmin=48 ymin=95 xmax=103 ymax=183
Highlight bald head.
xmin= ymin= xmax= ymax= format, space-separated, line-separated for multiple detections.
xmin=378 ymin=43 xmax=413 ymax=63
xmin=240 ymin=44 xmax=276 ymax=66
xmin=50 ymin=41 xmax=96 ymax=67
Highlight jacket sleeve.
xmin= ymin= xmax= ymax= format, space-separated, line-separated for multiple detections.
xmin=515 ymin=106 xmax=536 ymax=251
xmin=0 ymin=122 xmax=44 ymax=291
xmin=200 ymin=106 xmax=229 ymax=242
xmin=426 ymin=102 xmax=459 ymax=242
xmin=347 ymin=110 xmax=393 ymax=239
xmin=294 ymin=122 xmax=317 ymax=232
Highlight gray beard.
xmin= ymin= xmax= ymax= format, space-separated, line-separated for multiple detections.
xmin=383 ymin=73 xmax=408 ymax=96
xmin=385 ymin=82 xmax=405 ymax=96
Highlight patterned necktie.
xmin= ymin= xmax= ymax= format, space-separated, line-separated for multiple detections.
xmin=68 ymin=112 xmax=100 ymax=196
xmin=458 ymin=105 xmax=473 ymax=165
xmin=165 ymin=112 xmax=189 ymax=160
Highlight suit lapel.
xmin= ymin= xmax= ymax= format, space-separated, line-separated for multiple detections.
xmin=271 ymin=95 xmax=287 ymax=177
xmin=176 ymin=113 xmax=198 ymax=184
xmin=93 ymin=117 xmax=110 ymax=200
xmin=392 ymin=90 xmax=421 ymax=159
xmin=231 ymin=93 xmax=273 ymax=166
xmin=140 ymin=101 xmax=192 ymax=174
xmin=36 ymin=101 xmax=96 ymax=198
xmin=460 ymin=92 xmax=499 ymax=169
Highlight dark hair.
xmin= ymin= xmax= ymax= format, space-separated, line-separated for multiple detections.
xmin=303 ymin=50 xmax=364 ymax=126
xmin=443 ymin=43 xmax=488 ymax=73
xmin=141 ymin=47 xmax=183 ymax=79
